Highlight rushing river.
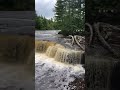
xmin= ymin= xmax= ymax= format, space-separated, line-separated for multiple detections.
xmin=35 ymin=30 xmax=63 ymax=42
xmin=35 ymin=30 xmax=85 ymax=90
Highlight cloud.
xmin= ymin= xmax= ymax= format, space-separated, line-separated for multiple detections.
xmin=35 ymin=0 xmax=56 ymax=19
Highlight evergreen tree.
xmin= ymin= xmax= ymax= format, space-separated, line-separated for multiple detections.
xmin=55 ymin=0 xmax=85 ymax=36
xmin=55 ymin=0 xmax=66 ymax=29
xmin=35 ymin=15 xmax=56 ymax=30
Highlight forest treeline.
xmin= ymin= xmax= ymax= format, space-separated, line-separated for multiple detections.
xmin=35 ymin=0 xmax=85 ymax=36
xmin=35 ymin=15 xmax=56 ymax=30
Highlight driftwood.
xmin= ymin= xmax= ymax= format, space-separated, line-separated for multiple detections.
xmin=104 ymin=32 xmax=112 ymax=40
xmin=100 ymin=22 xmax=120 ymax=31
xmin=85 ymin=22 xmax=120 ymax=57
xmin=68 ymin=22 xmax=120 ymax=56
xmin=94 ymin=23 xmax=116 ymax=54
xmin=68 ymin=35 xmax=85 ymax=50
xmin=86 ymin=22 xmax=120 ymax=44
xmin=74 ymin=35 xmax=85 ymax=50
xmin=85 ymin=23 xmax=93 ymax=45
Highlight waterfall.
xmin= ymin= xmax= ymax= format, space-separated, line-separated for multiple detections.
xmin=46 ymin=44 xmax=65 ymax=58
xmin=35 ymin=40 xmax=56 ymax=53
xmin=35 ymin=40 xmax=84 ymax=65
xmin=54 ymin=48 xmax=84 ymax=64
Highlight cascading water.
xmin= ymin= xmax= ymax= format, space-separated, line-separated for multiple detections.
xmin=46 ymin=44 xmax=65 ymax=58
xmin=54 ymin=48 xmax=84 ymax=64
xmin=35 ymin=30 xmax=85 ymax=90
xmin=36 ymin=40 xmax=84 ymax=65
xmin=35 ymin=40 xmax=56 ymax=53
xmin=35 ymin=53 xmax=85 ymax=90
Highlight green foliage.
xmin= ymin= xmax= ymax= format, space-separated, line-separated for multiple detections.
xmin=35 ymin=0 xmax=85 ymax=34
xmin=55 ymin=0 xmax=85 ymax=36
xmin=35 ymin=15 xmax=56 ymax=30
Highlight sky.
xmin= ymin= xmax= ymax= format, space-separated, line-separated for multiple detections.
xmin=35 ymin=0 xmax=57 ymax=19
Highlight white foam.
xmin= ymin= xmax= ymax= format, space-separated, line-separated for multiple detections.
xmin=35 ymin=53 xmax=85 ymax=90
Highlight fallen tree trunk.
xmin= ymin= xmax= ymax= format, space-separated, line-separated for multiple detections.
xmin=100 ymin=22 xmax=120 ymax=32
xmin=74 ymin=35 xmax=85 ymax=50
xmin=85 ymin=23 xmax=93 ymax=45
xmin=94 ymin=22 xmax=118 ymax=57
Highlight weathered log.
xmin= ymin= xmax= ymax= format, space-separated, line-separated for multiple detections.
xmin=74 ymin=35 xmax=85 ymax=44
xmin=85 ymin=23 xmax=93 ymax=45
xmin=94 ymin=22 xmax=118 ymax=57
xmin=74 ymin=35 xmax=85 ymax=50
xmin=100 ymin=22 xmax=120 ymax=32
xmin=104 ymin=32 xmax=112 ymax=40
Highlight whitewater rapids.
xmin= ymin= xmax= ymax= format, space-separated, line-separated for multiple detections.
xmin=35 ymin=53 xmax=85 ymax=90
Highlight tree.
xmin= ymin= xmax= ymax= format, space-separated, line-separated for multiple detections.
xmin=55 ymin=0 xmax=85 ymax=36
xmin=55 ymin=0 xmax=65 ymax=29
xmin=35 ymin=14 xmax=56 ymax=30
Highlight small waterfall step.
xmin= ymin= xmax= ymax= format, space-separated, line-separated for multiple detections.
xmin=35 ymin=40 xmax=85 ymax=65
xmin=46 ymin=44 xmax=65 ymax=58
xmin=54 ymin=48 xmax=84 ymax=64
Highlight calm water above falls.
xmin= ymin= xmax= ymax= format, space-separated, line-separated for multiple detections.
xmin=35 ymin=30 xmax=62 ymax=42
xmin=35 ymin=30 xmax=81 ymax=49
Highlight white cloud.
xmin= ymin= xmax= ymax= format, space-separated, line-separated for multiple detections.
xmin=35 ymin=0 xmax=57 ymax=19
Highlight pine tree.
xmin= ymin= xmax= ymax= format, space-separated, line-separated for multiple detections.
xmin=55 ymin=0 xmax=65 ymax=29
xmin=55 ymin=0 xmax=85 ymax=35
